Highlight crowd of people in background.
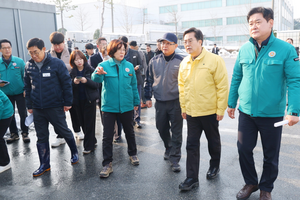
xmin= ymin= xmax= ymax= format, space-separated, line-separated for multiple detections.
xmin=1 ymin=6 xmax=300 ymax=200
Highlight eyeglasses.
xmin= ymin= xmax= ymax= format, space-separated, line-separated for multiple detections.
xmin=160 ymin=42 xmax=176 ymax=46
xmin=28 ymin=50 xmax=42 ymax=56
xmin=1 ymin=47 xmax=11 ymax=50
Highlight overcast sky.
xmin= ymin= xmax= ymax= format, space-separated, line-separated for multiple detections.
xmin=32 ymin=0 xmax=300 ymax=19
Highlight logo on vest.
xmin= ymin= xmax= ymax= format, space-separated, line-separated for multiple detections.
xmin=125 ymin=68 xmax=130 ymax=72
xmin=13 ymin=63 xmax=17 ymax=66
xmin=268 ymin=51 xmax=276 ymax=58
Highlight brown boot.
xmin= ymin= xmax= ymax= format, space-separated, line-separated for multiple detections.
xmin=236 ymin=184 xmax=258 ymax=200
xmin=260 ymin=190 xmax=272 ymax=200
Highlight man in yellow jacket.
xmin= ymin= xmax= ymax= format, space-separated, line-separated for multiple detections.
xmin=178 ymin=27 xmax=229 ymax=191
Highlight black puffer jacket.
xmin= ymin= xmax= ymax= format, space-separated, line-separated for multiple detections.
xmin=69 ymin=63 xmax=99 ymax=105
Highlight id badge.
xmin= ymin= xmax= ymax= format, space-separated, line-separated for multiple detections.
xmin=43 ymin=73 xmax=51 ymax=77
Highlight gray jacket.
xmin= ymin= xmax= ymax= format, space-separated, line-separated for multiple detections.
xmin=144 ymin=53 xmax=183 ymax=101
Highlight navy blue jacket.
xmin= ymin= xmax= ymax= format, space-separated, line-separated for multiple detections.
xmin=24 ymin=53 xmax=73 ymax=109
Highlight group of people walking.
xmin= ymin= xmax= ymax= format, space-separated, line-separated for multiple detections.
xmin=0 ymin=7 xmax=300 ymax=200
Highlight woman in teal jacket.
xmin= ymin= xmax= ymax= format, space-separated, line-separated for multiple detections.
xmin=0 ymin=90 xmax=14 ymax=173
xmin=92 ymin=39 xmax=140 ymax=178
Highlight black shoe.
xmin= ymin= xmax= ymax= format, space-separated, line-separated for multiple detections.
xmin=171 ymin=162 xmax=181 ymax=172
xmin=6 ymin=133 xmax=19 ymax=144
xmin=22 ymin=133 xmax=30 ymax=143
xmin=206 ymin=167 xmax=220 ymax=180
xmin=164 ymin=148 xmax=171 ymax=160
xmin=136 ymin=122 xmax=142 ymax=129
xmin=179 ymin=178 xmax=199 ymax=191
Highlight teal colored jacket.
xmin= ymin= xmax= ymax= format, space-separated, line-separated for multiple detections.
xmin=0 ymin=90 xmax=13 ymax=120
xmin=91 ymin=58 xmax=140 ymax=113
xmin=0 ymin=56 xmax=25 ymax=96
xmin=228 ymin=33 xmax=300 ymax=117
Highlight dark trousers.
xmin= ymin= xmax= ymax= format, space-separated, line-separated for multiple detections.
xmin=7 ymin=93 xmax=28 ymax=134
xmin=33 ymin=107 xmax=74 ymax=143
xmin=69 ymin=106 xmax=81 ymax=133
xmin=134 ymin=85 xmax=141 ymax=123
xmin=186 ymin=114 xmax=221 ymax=179
xmin=72 ymin=99 xmax=97 ymax=151
xmin=102 ymin=110 xmax=137 ymax=166
xmin=155 ymin=99 xmax=183 ymax=163
xmin=56 ymin=103 xmax=81 ymax=139
xmin=115 ymin=116 xmax=122 ymax=137
xmin=0 ymin=116 xmax=13 ymax=166
xmin=141 ymin=75 xmax=146 ymax=103
xmin=238 ymin=111 xmax=283 ymax=192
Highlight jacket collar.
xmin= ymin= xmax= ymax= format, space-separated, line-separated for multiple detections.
xmin=249 ymin=32 xmax=275 ymax=47
xmin=50 ymin=44 xmax=68 ymax=56
xmin=108 ymin=57 xmax=126 ymax=66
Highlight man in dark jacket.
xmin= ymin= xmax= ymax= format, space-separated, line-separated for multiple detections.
xmin=24 ymin=38 xmax=79 ymax=177
xmin=154 ymin=39 xmax=163 ymax=56
xmin=212 ymin=44 xmax=219 ymax=55
xmin=120 ymin=36 xmax=143 ymax=128
xmin=144 ymin=33 xmax=184 ymax=172
xmin=145 ymin=44 xmax=155 ymax=66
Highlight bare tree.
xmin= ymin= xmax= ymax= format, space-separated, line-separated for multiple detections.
xmin=117 ymin=5 xmax=133 ymax=33
xmin=94 ymin=0 xmax=111 ymax=37
xmin=165 ymin=6 xmax=181 ymax=36
xmin=208 ymin=16 xmax=224 ymax=45
xmin=73 ymin=6 xmax=92 ymax=31
xmin=52 ymin=0 xmax=77 ymax=32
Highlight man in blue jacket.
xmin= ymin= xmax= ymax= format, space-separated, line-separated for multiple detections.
xmin=24 ymin=38 xmax=79 ymax=177
xmin=227 ymin=7 xmax=300 ymax=200
xmin=0 ymin=39 xmax=29 ymax=143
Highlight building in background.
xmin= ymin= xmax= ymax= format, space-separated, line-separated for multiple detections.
xmin=0 ymin=0 xmax=56 ymax=61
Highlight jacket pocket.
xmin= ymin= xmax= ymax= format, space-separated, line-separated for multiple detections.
xmin=263 ymin=60 xmax=283 ymax=73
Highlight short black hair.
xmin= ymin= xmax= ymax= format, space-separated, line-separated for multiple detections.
xmin=96 ymin=37 xmax=107 ymax=45
xmin=26 ymin=38 xmax=45 ymax=50
xmin=49 ymin=32 xmax=65 ymax=44
xmin=0 ymin=39 xmax=12 ymax=48
xmin=247 ymin=7 xmax=273 ymax=22
xmin=85 ymin=43 xmax=94 ymax=49
xmin=183 ymin=27 xmax=203 ymax=42
xmin=119 ymin=36 xmax=128 ymax=44
xmin=146 ymin=44 xmax=151 ymax=48
xmin=129 ymin=41 xmax=137 ymax=47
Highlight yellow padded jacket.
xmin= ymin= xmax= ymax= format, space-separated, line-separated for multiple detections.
xmin=178 ymin=48 xmax=229 ymax=117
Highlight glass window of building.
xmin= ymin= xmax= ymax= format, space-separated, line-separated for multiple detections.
xmin=227 ymin=16 xmax=247 ymax=25
xmin=227 ymin=0 xmax=271 ymax=6
xmin=181 ymin=0 xmax=222 ymax=11
xmin=182 ymin=18 xmax=223 ymax=29
xmin=159 ymin=5 xmax=177 ymax=14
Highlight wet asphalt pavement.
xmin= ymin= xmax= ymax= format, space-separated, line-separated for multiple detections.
xmin=1 ymin=58 xmax=300 ymax=200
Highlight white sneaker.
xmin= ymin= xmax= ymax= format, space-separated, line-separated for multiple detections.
xmin=75 ymin=131 xmax=84 ymax=140
xmin=0 ymin=163 xmax=11 ymax=173
xmin=51 ymin=138 xmax=66 ymax=147
xmin=3 ymin=132 xmax=10 ymax=139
